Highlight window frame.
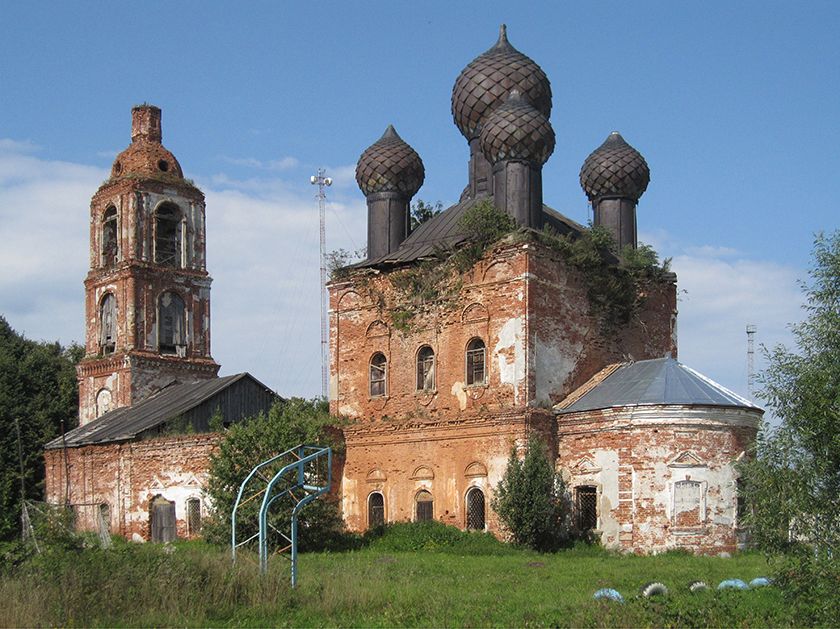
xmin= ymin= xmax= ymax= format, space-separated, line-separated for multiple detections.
xmin=99 ymin=293 xmax=117 ymax=355
xmin=158 ymin=291 xmax=186 ymax=355
xmin=154 ymin=203 xmax=183 ymax=268
xmin=369 ymin=352 xmax=387 ymax=398
xmin=575 ymin=485 xmax=598 ymax=532
xmin=465 ymin=486 xmax=486 ymax=531
xmin=368 ymin=491 xmax=385 ymax=528
xmin=465 ymin=337 xmax=486 ymax=386
xmin=101 ymin=206 xmax=118 ymax=267
xmin=415 ymin=489 xmax=434 ymax=522
xmin=416 ymin=345 xmax=435 ymax=392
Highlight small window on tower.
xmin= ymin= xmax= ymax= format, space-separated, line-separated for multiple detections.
xmin=370 ymin=353 xmax=387 ymax=397
xmin=158 ymin=291 xmax=186 ymax=355
xmin=154 ymin=204 xmax=182 ymax=268
xmin=466 ymin=338 xmax=486 ymax=385
xmin=416 ymin=346 xmax=435 ymax=391
xmin=99 ymin=293 xmax=116 ymax=354
xmin=102 ymin=206 xmax=118 ymax=267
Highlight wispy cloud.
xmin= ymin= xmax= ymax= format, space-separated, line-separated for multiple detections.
xmin=218 ymin=155 xmax=300 ymax=171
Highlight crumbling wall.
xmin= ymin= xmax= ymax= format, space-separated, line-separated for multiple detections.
xmin=44 ymin=433 xmax=219 ymax=541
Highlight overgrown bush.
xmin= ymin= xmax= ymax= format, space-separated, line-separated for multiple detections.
xmin=492 ymin=435 xmax=570 ymax=552
xmin=364 ymin=521 xmax=516 ymax=555
xmin=204 ymin=398 xmax=348 ymax=552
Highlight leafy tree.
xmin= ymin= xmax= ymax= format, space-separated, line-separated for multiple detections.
xmin=740 ymin=231 xmax=839 ymax=624
xmin=492 ymin=435 xmax=569 ymax=551
xmin=0 ymin=315 xmax=81 ymax=541
xmin=203 ymin=398 xmax=345 ymax=551
xmin=410 ymin=199 xmax=443 ymax=231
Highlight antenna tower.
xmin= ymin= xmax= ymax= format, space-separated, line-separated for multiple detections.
xmin=746 ymin=324 xmax=757 ymax=398
xmin=311 ymin=169 xmax=332 ymax=399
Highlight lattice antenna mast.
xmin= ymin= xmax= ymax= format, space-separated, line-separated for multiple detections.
xmin=746 ymin=324 xmax=757 ymax=399
xmin=310 ymin=169 xmax=332 ymax=399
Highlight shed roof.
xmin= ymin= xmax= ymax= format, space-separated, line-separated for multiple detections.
xmin=46 ymin=373 xmax=274 ymax=449
xmin=555 ymin=357 xmax=760 ymax=414
xmin=356 ymin=197 xmax=585 ymax=268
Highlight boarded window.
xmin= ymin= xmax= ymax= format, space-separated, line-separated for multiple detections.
xmin=674 ymin=480 xmax=704 ymax=526
xmin=158 ymin=292 xmax=186 ymax=354
xmin=575 ymin=485 xmax=598 ymax=531
xmin=102 ymin=206 xmax=117 ymax=267
xmin=370 ymin=353 xmax=386 ymax=397
xmin=368 ymin=492 xmax=385 ymax=528
xmin=154 ymin=204 xmax=182 ymax=268
xmin=466 ymin=487 xmax=485 ymax=530
xmin=150 ymin=496 xmax=176 ymax=542
xmin=416 ymin=346 xmax=435 ymax=391
xmin=415 ymin=490 xmax=433 ymax=522
xmin=466 ymin=338 xmax=486 ymax=385
xmin=187 ymin=498 xmax=202 ymax=535
xmin=99 ymin=293 xmax=116 ymax=354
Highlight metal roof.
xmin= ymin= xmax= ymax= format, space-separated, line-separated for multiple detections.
xmin=557 ymin=357 xmax=760 ymax=414
xmin=46 ymin=373 xmax=273 ymax=449
xmin=356 ymin=197 xmax=585 ymax=268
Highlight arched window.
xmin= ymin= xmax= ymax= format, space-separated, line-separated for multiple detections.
xmin=466 ymin=338 xmax=486 ymax=385
xmin=158 ymin=292 xmax=186 ymax=355
xmin=415 ymin=490 xmax=433 ymax=522
xmin=98 ymin=503 xmax=110 ymax=536
xmin=154 ymin=204 xmax=182 ymax=268
xmin=370 ymin=353 xmax=387 ymax=397
xmin=102 ymin=206 xmax=118 ymax=267
xmin=99 ymin=293 xmax=116 ymax=354
xmin=466 ymin=487 xmax=485 ymax=530
xmin=368 ymin=492 xmax=385 ymax=528
xmin=95 ymin=388 xmax=112 ymax=418
xmin=416 ymin=346 xmax=435 ymax=391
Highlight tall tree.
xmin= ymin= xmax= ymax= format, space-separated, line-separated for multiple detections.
xmin=0 ymin=316 xmax=81 ymax=541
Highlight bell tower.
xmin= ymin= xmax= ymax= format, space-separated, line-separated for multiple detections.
xmin=77 ymin=105 xmax=220 ymax=425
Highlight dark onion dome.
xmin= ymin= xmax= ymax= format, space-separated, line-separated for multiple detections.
xmin=479 ymin=90 xmax=555 ymax=165
xmin=452 ymin=24 xmax=552 ymax=141
xmin=355 ymin=125 xmax=425 ymax=197
xmin=579 ymin=132 xmax=650 ymax=201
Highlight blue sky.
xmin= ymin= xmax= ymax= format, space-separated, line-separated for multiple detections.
xmin=1 ymin=1 xmax=837 ymax=402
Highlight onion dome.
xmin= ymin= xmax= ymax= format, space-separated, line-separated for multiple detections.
xmin=452 ymin=24 xmax=552 ymax=141
xmin=355 ymin=125 xmax=425 ymax=197
xmin=479 ymin=90 xmax=555 ymax=165
xmin=579 ymin=132 xmax=650 ymax=201
xmin=110 ymin=105 xmax=185 ymax=181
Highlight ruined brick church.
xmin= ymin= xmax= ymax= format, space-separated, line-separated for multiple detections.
xmin=45 ymin=26 xmax=760 ymax=553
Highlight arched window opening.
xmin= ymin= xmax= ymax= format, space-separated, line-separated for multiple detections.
xmin=673 ymin=480 xmax=704 ymax=527
xmin=466 ymin=487 xmax=485 ymax=530
xmin=466 ymin=338 xmax=486 ymax=385
xmin=98 ymin=503 xmax=110 ymax=536
xmin=99 ymin=293 xmax=116 ymax=355
xmin=370 ymin=353 xmax=387 ymax=397
xmin=575 ymin=485 xmax=598 ymax=532
xmin=415 ymin=490 xmax=433 ymax=522
xmin=187 ymin=498 xmax=202 ymax=535
xmin=154 ymin=204 xmax=182 ymax=268
xmin=158 ymin=292 xmax=186 ymax=355
xmin=150 ymin=495 xmax=176 ymax=543
xmin=368 ymin=492 xmax=385 ymax=528
xmin=416 ymin=346 xmax=435 ymax=391
xmin=102 ymin=206 xmax=118 ymax=267
xmin=95 ymin=388 xmax=112 ymax=418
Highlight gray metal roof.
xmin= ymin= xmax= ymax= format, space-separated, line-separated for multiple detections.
xmin=357 ymin=196 xmax=585 ymax=268
xmin=557 ymin=357 xmax=760 ymax=414
xmin=46 ymin=373 xmax=275 ymax=449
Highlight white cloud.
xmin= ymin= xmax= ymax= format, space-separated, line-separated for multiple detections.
xmin=218 ymin=155 xmax=300 ymax=171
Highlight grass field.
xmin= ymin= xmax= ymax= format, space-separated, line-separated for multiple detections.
xmin=1 ymin=525 xmax=798 ymax=628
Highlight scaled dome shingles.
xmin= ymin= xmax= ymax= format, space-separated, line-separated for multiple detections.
xmin=452 ymin=24 xmax=552 ymax=141
xmin=579 ymin=132 xmax=650 ymax=201
xmin=355 ymin=125 xmax=425 ymax=197
xmin=479 ymin=91 xmax=555 ymax=166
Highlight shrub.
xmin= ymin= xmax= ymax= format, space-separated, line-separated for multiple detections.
xmin=364 ymin=521 xmax=515 ymax=555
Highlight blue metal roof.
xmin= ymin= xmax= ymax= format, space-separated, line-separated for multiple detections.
xmin=558 ymin=357 xmax=760 ymax=414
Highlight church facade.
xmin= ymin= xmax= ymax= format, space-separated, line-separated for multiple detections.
xmin=329 ymin=26 xmax=761 ymax=554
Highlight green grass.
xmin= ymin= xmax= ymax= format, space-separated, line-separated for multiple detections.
xmin=0 ymin=534 xmax=796 ymax=628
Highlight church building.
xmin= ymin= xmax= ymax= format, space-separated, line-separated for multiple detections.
xmin=329 ymin=26 xmax=761 ymax=554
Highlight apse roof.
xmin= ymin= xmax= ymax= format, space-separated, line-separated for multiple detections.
xmin=556 ymin=357 xmax=760 ymax=414
xmin=355 ymin=198 xmax=585 ymax=268
xmin=45 ymin=373 xmax=275 ymax=449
